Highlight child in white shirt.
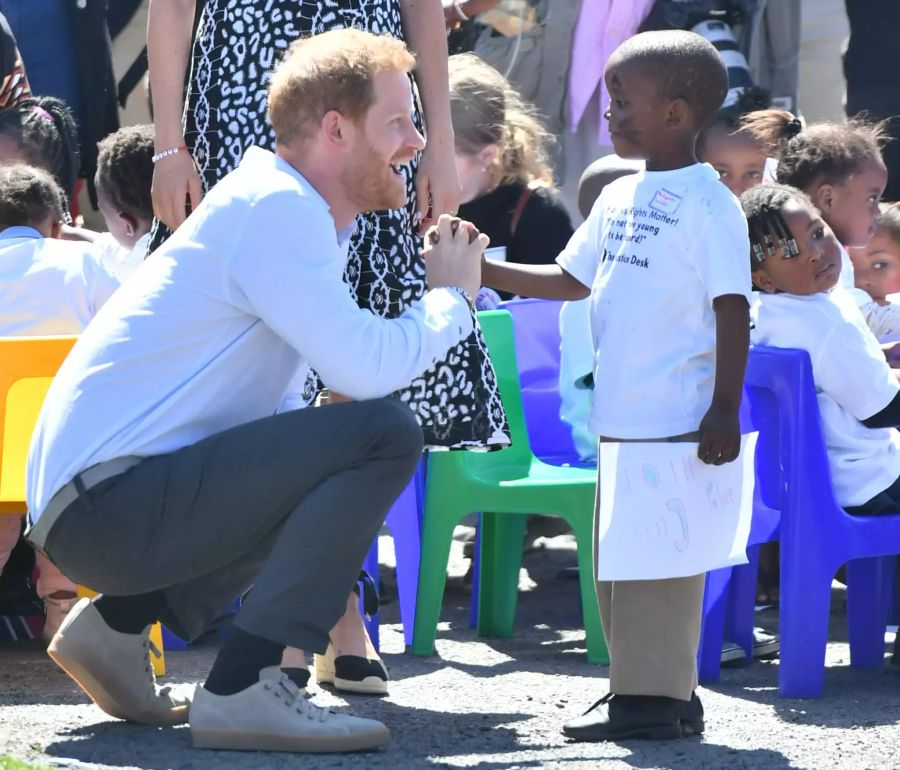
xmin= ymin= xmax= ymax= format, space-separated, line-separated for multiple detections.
xmin=483 ymin=30 xmax=751 ymax=741
xmin=849 ymin=203 xmax=900 ymax=343
xmin=0 ymin=164 xmax=119 ymax=640
xmin=94 ymin=125 xmax=155 ymax=281
xmin=747 ymin=183 xmax=900 ymax=513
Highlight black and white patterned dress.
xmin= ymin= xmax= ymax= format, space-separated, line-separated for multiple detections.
xmin=150 ymin=0 xmax=509 ymax=449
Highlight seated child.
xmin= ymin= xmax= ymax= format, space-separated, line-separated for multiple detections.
xmin=747 ymin=183 xmax=900 ymax=516
xmin=696 ymin=88 xmax=771 ymax=199
xmin=0 ymin=164 xmax=119 ymax=640
xmin=94 ymin=124 xmax=155 ymax=280
xmin=559 ymin=155 xmax=643 ymax=464
xmin=742 ymin=110 xmax=897 ymax=340
xmin=849 ymin=203 xmax=900 ymax=342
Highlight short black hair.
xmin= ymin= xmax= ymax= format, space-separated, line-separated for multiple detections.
xmin=697 ymin=86 xmax=771 ymax=155
xmin=0 ymin=163 xmax=67 ymax=231
xmin=95 ymin=124 xmax=155 ymax=222
xmin=739 ymin=183 xmax=812 ymax=272
xmin=577 ymin=155 xmax=642 ymax=219
xmin=0 ymin=96 xmax=80 ymax=201
xmin=741 ymin=110 xmax=887 ymax=190
xmin=608 ymin=30 xmax=728 ymax=128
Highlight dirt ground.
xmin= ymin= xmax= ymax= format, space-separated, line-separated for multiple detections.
xmin=1 ymin=525 xmax=898 ymax=770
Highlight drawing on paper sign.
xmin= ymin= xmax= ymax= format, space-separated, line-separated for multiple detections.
xmin=597 ymin=434 xmax=758 ymax=581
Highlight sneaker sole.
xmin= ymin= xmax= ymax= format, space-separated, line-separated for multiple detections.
xmin=563 ymin=723 xmax=683 ymax=742
xmin=191 ymin=724 xmax=391 ymax=753
xmin=47 ymin=643 xmax=188 ymax=726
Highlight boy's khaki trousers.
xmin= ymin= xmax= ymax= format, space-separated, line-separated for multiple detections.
xmin=594 ymin=438 xmax=706 ymax=702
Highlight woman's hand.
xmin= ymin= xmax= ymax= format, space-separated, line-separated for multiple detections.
xmin=415 ymin=139 xmax=461 ymax=234
xmin=151 ymin=148 xmax=204 ymax=230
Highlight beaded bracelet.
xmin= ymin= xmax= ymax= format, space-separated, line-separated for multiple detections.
xmin=151 ymin=145 xmax=189 ymax=164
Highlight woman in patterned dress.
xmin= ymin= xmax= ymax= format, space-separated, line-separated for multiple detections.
xmin=147 ymin=0 xmax=509 ymax=685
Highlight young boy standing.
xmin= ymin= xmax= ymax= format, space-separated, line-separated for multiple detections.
xmin=482 ymin=30 xmax=752 ymax=741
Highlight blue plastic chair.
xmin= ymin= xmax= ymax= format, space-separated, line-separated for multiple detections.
xmin=360 ymin=462 xmax=425 ymax=650
xmin=744 ymin=346 xmax=900 ymax=697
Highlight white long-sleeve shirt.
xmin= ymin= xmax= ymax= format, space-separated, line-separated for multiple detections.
xmin=27 ymin=147 xmax=472 ymax=518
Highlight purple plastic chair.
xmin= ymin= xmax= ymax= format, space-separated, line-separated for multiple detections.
xmin=498 ymin=298 xmax=583 ymax=467
xmin=744 ymin=346 xmax=900 ymax=697
xmin=360 ymin=462 xmax=425 ymax=651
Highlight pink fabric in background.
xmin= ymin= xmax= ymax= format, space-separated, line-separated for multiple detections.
xmin=567 ymin=0 xmax=656 ymax=143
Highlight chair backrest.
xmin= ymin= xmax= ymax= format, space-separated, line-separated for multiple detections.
xmin=498 ymin=298 xmax=580 ymax=464
xmin=0 ymin=336 xmax=78 ymax=513
xmin=473 ymin=310 xmax=536 ymax=466
xmin=744 ymin=346 xmax=875 ymax=553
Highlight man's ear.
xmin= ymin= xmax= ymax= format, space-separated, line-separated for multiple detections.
xmin=321 ymin=110 xmax=349 ymax=149
xmin=810 ymin=183 xmax=835 ymax=216
xmin=666 ymin=98 xmax=689 ymax=128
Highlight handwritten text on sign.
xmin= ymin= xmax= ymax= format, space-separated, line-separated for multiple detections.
xmin=597 ymin=433 xmax=758 ymax=581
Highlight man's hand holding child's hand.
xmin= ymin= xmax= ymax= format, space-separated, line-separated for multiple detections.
xmin=697 ymin=401 xmax=741 ymax=466
xmin=423 ymin=214 xmax=489 ymax=302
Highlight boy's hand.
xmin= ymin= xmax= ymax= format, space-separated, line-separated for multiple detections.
xmin=697 ymin=401 xmax=741 ymax=465
xmin=422 ymin=215 xmax=488 ymax=300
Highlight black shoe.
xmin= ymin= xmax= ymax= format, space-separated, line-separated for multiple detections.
xmin=752 ymin=627 xmax=779 ymax=659
xmin=677 ymin=692 xmax=705 ymax=736
xmin=562 ymin=694 xmax=684 ymax=742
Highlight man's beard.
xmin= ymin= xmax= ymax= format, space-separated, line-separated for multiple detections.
xmin=340 ymin=138 xmax=406 ymax=213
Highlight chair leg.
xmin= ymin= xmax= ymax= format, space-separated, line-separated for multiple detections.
xmin=779 ymin=560 xmax=832 ymax=697
xmin=411 ymin=514 xmax=459 ymax=657
xmin=361 ymin=540 xmax=380 ymax=652
xmin=698 ymin=567 xmax=733 ymax=683
xmin=571 ymin=516 xmax=609 ymax=664
xmin=847 ymin=556 xmax=892 ymax=670
xmin=726 ymin=543 xmax=763 ymax=658
xmin=477 ymin=513 xmax=527 ymax=638
xmin=386 ymin=474 xmax=423 ymax=648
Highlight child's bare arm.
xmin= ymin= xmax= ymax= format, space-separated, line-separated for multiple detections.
xmin=481 ymin=259 xmax=590 ymax=301
xmin=697 ymin=294 xmax=750 ymax=465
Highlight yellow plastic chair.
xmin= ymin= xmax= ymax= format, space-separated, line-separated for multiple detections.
xmin=0 ymin=336 xmax=165 ymax=675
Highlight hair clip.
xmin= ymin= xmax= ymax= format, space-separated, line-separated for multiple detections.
xmin=751 ymin=242 xmax=767 ymax=263
xmin=31 ymin=105 xmax=53 ymax=122
xmin=783 ymin=236 xmax=799 ymax=257
xmin=786 ymin=116 xmax=803 ymax=138
xmin=763 ymin=232 xmax=777 ymax=258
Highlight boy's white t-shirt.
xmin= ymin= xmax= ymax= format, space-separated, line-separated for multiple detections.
xmin=558 ymin=298 xmax=596 ymax=462
xmin=0 ymin=226 xmax=120 ymax=335
xmin=556 ymin=163 xmax=752 ymax=439
xmin=750 ymin=288 xmax=900 ymax=507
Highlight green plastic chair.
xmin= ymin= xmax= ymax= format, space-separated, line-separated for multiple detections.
xmin=411 ymin=310 xmax=608 ymax=663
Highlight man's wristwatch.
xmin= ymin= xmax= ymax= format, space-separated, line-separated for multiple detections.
xmin=445 ymin=285 xmax=476 ymax=310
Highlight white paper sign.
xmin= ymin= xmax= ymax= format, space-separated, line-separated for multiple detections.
xmin=597 ymin=433 xmax=758 ymax=581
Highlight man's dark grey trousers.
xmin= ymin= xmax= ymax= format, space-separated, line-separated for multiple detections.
xmin=37 ymin=398 xmax=423 ymax=653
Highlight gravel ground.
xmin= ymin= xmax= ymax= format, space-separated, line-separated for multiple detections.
xmin=1 ymin=524 xmax=898 ymax=770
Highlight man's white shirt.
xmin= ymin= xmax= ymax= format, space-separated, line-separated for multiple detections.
xmin=27 ymin=147 xmax=473 ymax=519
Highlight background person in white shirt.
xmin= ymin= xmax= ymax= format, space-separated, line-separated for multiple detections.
xmin=94 ymin=124 xmax=155 ymax=281
xmin=483 ymin=30 xmax=751 ymax=742
xmin=0 ymin=163 xmax=119 ymax=641
xmin=25 ymin=29 xmax=486 ymax=754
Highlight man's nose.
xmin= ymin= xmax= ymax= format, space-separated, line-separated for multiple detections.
xmin=408 ymin=122 xmax=426 ymax=152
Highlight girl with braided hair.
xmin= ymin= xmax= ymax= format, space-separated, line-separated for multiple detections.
xmin=0 ymin=95 xmax=79 ymax=207
xmin=746 ymin=183 xmax=900 ymax=518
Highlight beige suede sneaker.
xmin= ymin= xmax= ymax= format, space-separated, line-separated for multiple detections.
xmin=190 ymin=669 xmax=390 ymax=753
xmin=47 ymin=598 xmax=190 ymax=725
